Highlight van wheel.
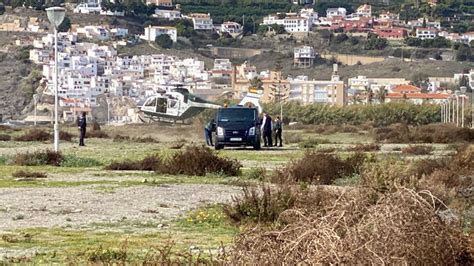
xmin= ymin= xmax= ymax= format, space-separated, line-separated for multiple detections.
xmin=215 ymin=143 xmax=223 ymax=150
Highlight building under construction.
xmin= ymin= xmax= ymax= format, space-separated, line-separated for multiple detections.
xmin=293 ymin=46 xmax=316 ymax=69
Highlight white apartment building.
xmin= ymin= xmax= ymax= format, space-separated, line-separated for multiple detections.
xmin=348 ymin=76 xmax=410 ymax=93
xmin=262 ymin=15 xmax=310 ymax=33
xmin=408 ymin=18 xmax=441 ymax=30
xmin=416 ymin=27 xmax=438 ymax=39
xmin=220 ymin=21 xmax=243 ymax=35
xmin=110 ymin=28 xmax=128 ymax=38
xmin=153 ymin=9 xmax=181 ymax=20
xmin=213 ymin=59 xmax=232 ymax=71
xmin=326 ymin=7 xmax=347 ymax=18
xmin=299 ymin=8 xmax=318 ymax=26
xmin=76 ymin=26 xmax=110 ymax=41
xmin=141 ymin=26 xmax=177 ymax=42
xmin=288 ymin=76 xmax=345 ymax=106
xmin=146 ymin=0 xmax=172 ymax=6
xmin=188 ymin=13 xmax=213 ymax=30
xmin=74 ymin=0 xmax=102 ymax=14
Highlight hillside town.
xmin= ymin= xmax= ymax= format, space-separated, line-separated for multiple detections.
xmin=0 ymin=0 xmax=472 ymax=123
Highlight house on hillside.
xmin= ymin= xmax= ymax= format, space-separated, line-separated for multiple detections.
xmin=146 ymin=0 xmax=172 ymax=7
xmin=293 ymin=46 xmax=316 ymax=68
xmin=153 ymin=9 xmax=181 ymax=20
xmin=74 ymin=0 xmax=101 ymax=14
xmin=355 ymin=4 xmax=372 ymax=18
xmin=220 ymin=21 xmax=243 ymax=36
xmin=141 ymin=26 xmax=177 ymax=42
xmin=187 ymin=13 xmax=213 ymax=30
xmin=416 ymin=27 xmax=438 ymax=39
xmin=373 ymin=27 xmax=407 ymax=40
xmin=326 ymin=8 xmax=347 ymax=19
xmin=262 ymin=15 xmax=310 ymax=33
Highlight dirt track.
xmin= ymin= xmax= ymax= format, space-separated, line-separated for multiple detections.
xmin=0 ymin=184 xmax=242 ymax=231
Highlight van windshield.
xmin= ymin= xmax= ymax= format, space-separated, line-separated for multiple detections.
xmin=219 ymin=108 xmax=255 ymax=122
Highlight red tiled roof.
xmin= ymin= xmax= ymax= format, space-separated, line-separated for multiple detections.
xmin=392 ymin=84 xmax=421 ymax=93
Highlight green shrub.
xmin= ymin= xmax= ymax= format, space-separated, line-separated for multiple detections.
xmin=60 ymin=155 xmax=103 ymax=167
xmin=224 ymin=185 xmax=297 ymax=224
xmin=245 ymin=167 xmax=266 ymax=180
xmin=0 ymin=156 xmax=8 ymax=165
xmin=263 ymin=102 xmax=439 ymax=126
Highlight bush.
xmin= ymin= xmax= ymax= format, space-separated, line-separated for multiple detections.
xmin=262 ymin=102 xmax=439 ymax=127
xmin=401 ymin=145 xmax=433 ymax=155
xmin=0 ymin=134 xmax=11 ymax=141
xmin=60 ymin=155 xmax=103 ymax=167
xmin=245 ymin=167 xmax=266 ymax=180
xmin=374 ymin=123 xmax=474 ymax=143
xmin=155 ymin=34 xmax=173 ymax=49
xmin=87 ymin=130 xmax=110 ymax=139
xmin=229 ymin=187 xmax=473 ymax=264
xmin=12 ymin=150 xmax=63 ymax=166
xmin=12 ymin=170 xmax=47 ymax=179
xmin=284 ymin=133 xmax=303 ymax=144
xmin=347 ymin=143 xmax=380 ymax=152
xmin=298 ymin=138 xmax=322 ymax=149
xmin=271 ymin=151 xmax=367 ymax=185
xmin=163 ymin=146 xmax=241 ymax=176
xmin=223 ymin=185 xmax=298 ymax=224
xmin=105 ymin=146 xmax=241 ymax=176
xmin=105 ymin=154 xmax=162 ymax=171
xmin=59 ymin=131 xmax=73 ymax=142
xmin=113 ymin=135 xmax=157 ymax=143
xmin=15 ymin=129 xmax=51 ymax=142
xmin=113 ymin=135 xmax=130 ymax=142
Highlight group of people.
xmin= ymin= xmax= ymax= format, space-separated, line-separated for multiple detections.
xmin=261 ymin=112 xmax=283 ymax=147
xmin=204 ymin=112 xmax=283 ymax=148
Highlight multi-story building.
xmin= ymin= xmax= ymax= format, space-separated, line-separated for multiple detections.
xmin=146 ymin=0 xmax=172 ymax=7
xmin=326 ymin=7 xmax=347 ymax=18
xmin=141 ymin=25 xmax=177 ymax=42
xmin=288 ymin=75 xmax=345 ymax=106
xmin=76 ymin=26 xmax=110 ymax=41
xmin=262 ymin=15 xmax=310 ymax=33
xmin=220 ymin=21 xmax=243 ymax=35
xmin=299 ymin=8 xmax=319 ymax=26
xmin=416 ymin=27 xmax=438 ymax=39
xmin=293 ymin=46 xmax=316 ymax=68
xmin=356 ymin=4 xmax=372 ymax=18
xmin=188 ymin=13 xmax=213 ymax=30
xmin=153 ymin=9 xmax=181 ymax=20
xmin=74 ymin=0 xmax=102 ymax=14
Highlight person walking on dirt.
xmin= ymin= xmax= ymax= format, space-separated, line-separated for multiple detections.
xmin=204 ymin=119 xmax=216 ymax=146
xmin=261 ymin=112 xmax=273 ymax=147
xmin=274 ymin=115 xmax=283 ymax=147
xmin=77 ymin=112 xmax=87 ymax=146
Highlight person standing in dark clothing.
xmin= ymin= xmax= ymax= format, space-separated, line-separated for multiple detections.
xmin=261 ymin=112 xmax=273 ymax=147
xmin=274 ymin=115 xmax=283 ymax=147
xmin=77 ymin=112 xmax=87 ymax=146
xmin=204 ymin=119 xmax=216 ymax=146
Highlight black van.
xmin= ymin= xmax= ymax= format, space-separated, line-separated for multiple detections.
xmin=214 ymin=106 xmax=261 ymax=150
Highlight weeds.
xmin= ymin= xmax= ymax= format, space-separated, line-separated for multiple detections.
xmin=0 ymin=134 xmax=11 ymax=141
xmin=271 ymin=151 xmax=368 ymax=185
xmin=60 ymin=155 xmax=103 ymax=167
xmin=15 ymin=129 xmax=50 ymax=142
xmin=12 ymin=170 xmax=47 ymax=178
xmin=87 ymin=130 xmax=110 ymax=139
xmin=12 ymin=150 xmax=63 ymax=166
xmin=402 ymin=145 xmax=433 ymax=155
xmin=375 ymin=123 xmax=474 ymax=143
xmin=59 ymin=131 xmax=74 ymax=141
xmin=347 ymin=143 xmax=380 ymax=152
xmin=224 ymin=185 xmax=298 ymax=225
xmin=113 ymin=135 xmax=158 ymax=143
xmin=245 ymin=167 xmax=266 ymax=180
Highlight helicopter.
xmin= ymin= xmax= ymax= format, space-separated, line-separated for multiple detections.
xmin=138 ymin=86 xmax=221 ymax=123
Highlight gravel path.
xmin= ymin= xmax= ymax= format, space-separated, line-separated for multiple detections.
xmin=0 ymin=184 xmax=242 ymax=231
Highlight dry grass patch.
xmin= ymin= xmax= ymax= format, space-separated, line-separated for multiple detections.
xmin=12 ymin=170 xmax=47 ymax=178
xmin=347 ymin=143 xmax=380 ymax=152
xmin=228 ymin=187 xmax=472 ymax=264
xmin=374 ymin=123 xmax=474 ymax=143
xmin=402 ymin=145 xmax=433 ymax=155
xmin=12 ymin=150 xmax=63 ymax=166
xmin=0 ymin=134 xmax=11 ymax=141
xmin=14 ymin=129 xmax=50 ymax=142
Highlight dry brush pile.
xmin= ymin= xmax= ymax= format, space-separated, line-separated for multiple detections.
xmin=224 ymin=146 xmax=474 ymax=264
xmin=228 ymin=187 xmax=472 ymax=264
xmin=374 ymin=123 xmax=474 ymax=143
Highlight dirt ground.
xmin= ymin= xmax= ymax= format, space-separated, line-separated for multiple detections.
xmin=0 ymin=183 xmax=242 ymax=231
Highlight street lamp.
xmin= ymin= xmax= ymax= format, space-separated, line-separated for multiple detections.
xmin=460 ymin=86 xmax=467 ymax=128
xmin=33 ymin=94 xmax=38 ymax=126
xmin=46 ymin=6 xmax=65 ymax=152
xmin=447 ymin=96 xmax=451 ymax=123
xmin=455 ymin=91 xmax=460 ymax=127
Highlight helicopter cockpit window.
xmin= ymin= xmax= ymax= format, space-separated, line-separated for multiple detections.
xmin=156 ymin=98 xmax=167 ymax=113
xmin=145 ymin=98 xmax=157 ymax=107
